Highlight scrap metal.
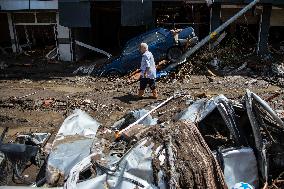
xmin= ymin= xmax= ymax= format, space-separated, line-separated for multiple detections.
xmin=75 ymin=40 xmax=112 ymax=59
xmin=117 ymin=95 xmax=175 ymax=137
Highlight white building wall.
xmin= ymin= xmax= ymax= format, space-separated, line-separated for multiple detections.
xmin=57 ymin=14 xmax=73 ymax=61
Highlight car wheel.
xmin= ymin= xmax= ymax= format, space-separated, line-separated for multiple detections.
xmin=167 ymin=46 xmax=183 ymax=62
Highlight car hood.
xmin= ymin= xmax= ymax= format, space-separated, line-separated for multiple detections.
xmin=99 ymin=56 xmax=122 ymax=74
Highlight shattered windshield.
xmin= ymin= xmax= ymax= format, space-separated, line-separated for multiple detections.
xmin=123 ymin=31 xmax=166 ymax=55
xmin=123 ymin=38 xmax=142 ymax=55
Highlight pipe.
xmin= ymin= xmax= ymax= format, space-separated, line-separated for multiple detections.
xmin=250 ymin=92 xmax=284 ymax=128
xmin=164 ymin=0 xmax=260 ymax=72
xmin=245 ymin=90 xmax=262 ymax=151
xmin=118 ymin=95 xmax=175 ymax=135
xmin=75 ymin=40 xmax=112 ymax=59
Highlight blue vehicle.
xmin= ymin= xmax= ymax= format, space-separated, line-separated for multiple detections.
xmin=101 ymin=27 xmax=198 ymax=76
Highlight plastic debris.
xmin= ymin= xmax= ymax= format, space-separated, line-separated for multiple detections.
xmin=232 ymin=182 xmax=254 ymax=189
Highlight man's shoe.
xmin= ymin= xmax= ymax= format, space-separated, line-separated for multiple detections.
xmin=138 ymin=90 xmax=144 ymax=98
xmin=151 ymin=89 xmax=158 ymax=99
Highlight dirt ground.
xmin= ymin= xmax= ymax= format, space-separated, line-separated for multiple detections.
xmin=0 ymin=75 xmax=282 ymax=137
xmin=0 ymin=52 xmax=284 ymax=187
xmin=0 ymin=64 xmax=282 ymax=137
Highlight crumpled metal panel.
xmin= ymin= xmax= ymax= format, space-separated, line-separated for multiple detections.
xmin=175 ymin=95 xmax=229 ymax=122
xmin=216 ymin=98 xmax=243 ymax=146
xmin=175 ymin=94 xmax=243 ymax=146
xmin=245 ymin=89 xmax=284 ymax=182
xmin=46 ymin=109 xmax=100 ymax=185
xmin=65 ymin=138 xmax=155 ymax=189
xmin=112 ymin=109 xmax=158 ymax=131
xmin=174 ymin=98 xmax=215 ymax=122
xmin=217 ymin=147 xmax=259 ymax=189
xmin=56 ymin=110 xmax=99 ymax=138
xmin=118 ymin=139 xmax=154 ymax=185
xmin=47 ymin=139 xmax=93 ymax=177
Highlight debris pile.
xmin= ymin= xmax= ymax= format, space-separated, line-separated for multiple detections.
xmin=157 ymin=37 xmax=262 ymax=82
xmin=0 ymin=90 xmax=284 ymax=188
xmin=143 ymin=121 xmax=227 ymax=189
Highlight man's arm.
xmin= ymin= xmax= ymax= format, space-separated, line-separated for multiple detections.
xmin=143 ymin=54 xmax=151 ymax=78
xmin=144 ymin=67 xmax=150 ymax=78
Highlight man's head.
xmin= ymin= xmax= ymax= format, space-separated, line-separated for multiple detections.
xmin=140 ymin=43 xmax=148 ymax=54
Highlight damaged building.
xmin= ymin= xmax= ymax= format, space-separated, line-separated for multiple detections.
xmin=0 ymin=0 xmax=284 ymax=60
xmin=0 ymin=0 xmax=89 ymax=61
xmin=0 ymin=1 xmax=60 ymax=58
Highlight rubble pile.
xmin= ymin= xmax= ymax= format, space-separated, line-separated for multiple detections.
xmin=0 ymin=90 xmax=283 ymax=188
xmin=157 ymin=37 xmax=284 ymax=84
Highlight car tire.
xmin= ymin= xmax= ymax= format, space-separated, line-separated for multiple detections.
xmin=167 ymin=46 xmax=183 ymax=62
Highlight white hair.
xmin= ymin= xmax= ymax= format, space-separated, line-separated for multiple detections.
xmin=140 ymin=43 xmax=148 ymax=50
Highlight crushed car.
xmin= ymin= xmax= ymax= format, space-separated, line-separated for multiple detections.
xmin=100 ymin=27 xmax=198 ymax=76
xmin=1 ymin=90 xmax=284 ymax=189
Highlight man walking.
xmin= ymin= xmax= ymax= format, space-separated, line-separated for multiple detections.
xmin=138 ymin=43 xmax=158 ymax=99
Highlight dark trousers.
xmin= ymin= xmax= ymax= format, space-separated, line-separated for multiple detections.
xmin=140 ymin=78 xmax=156 ymax=90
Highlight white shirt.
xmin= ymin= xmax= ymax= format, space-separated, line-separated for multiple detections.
xmin=140 ymin=51 xmax=156 ymax=79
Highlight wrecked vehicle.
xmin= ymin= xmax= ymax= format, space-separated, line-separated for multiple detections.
xmin=1 ymin=90 xmax=284 ymax=189
xmin=101 ymin=27 xmax=198 ymax=76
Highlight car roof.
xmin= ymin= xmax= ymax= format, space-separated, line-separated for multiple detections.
xmin=125 ymin=28 xmax=170 ymax=46
xmin=143 ymin=27 xmax=169 ymax=36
